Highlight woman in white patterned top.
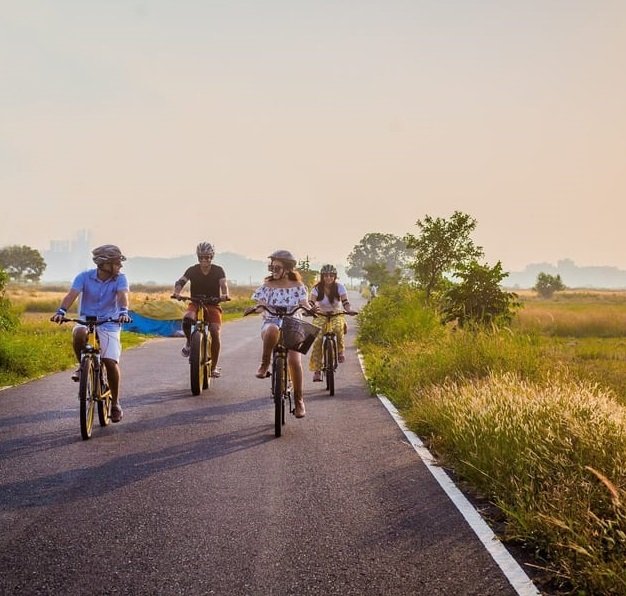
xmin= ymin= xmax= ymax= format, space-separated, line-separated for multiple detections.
xmin=245 ymin=250 xmax=313 ymax=418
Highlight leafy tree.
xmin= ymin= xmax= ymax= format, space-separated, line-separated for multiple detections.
xmin=346 ymin=233 xmax=410 ymax=281
xmin=362 ymin=262 xmax=401 ymax=288
xmin=0 ymin=245 xmax=46 ymax=282
xmin=533 ymin=272 xmax=566 ymax=299
xmin=440 ymin=261 xmax=520 ymax=327
xmin=0 ymin=267 xmax=19 ymax=332
xmin=405 ymin=211 xmax=483 ymax=301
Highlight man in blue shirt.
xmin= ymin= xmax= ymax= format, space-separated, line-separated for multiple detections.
xmin=51 ymin=245 xmax=131 ymax=423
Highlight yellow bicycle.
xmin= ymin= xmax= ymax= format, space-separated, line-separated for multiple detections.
xmin=59 ymin=316 xmax=118 ymax=440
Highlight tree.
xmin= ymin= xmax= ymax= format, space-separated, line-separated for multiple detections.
xmin=0 ymin=267 xmax=19 ymax=332
xmin=405 ymin=211 xmax=483 ymax=301
xmin=533 ymin=272 xmax=566 ymax=299
xmin=346 ymin=233 xmax=410 ymax=281
xmin=440 ymin=261 xmax=520 ymax=327
xmin=297 ymin=256 xmax=318 ymax=288
xmin=0 ymin=245 xmax=46 ymax=282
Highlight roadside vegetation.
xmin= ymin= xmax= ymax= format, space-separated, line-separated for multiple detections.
xmin=0 ymin=283 xmax=255 ymax=388
xmin=358 ymin=285 xmax=626 ymax=594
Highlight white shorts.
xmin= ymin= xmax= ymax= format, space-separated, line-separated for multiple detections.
xmin=74 ymin=326 xmax=122 ymax=362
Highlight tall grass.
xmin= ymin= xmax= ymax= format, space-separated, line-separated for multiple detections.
xmin=406 ymin=372 xmax=626 ymax=593
xmin=358 ymin=286 xmax=626 ymax=593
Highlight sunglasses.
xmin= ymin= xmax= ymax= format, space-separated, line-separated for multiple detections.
xmin=198 ymin=256 xmax=212 ymax=261
xmin=268 ymin=264 xmax=284 ymax=272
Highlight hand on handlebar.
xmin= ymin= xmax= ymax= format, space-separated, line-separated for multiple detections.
xmin=243 ymin=305 xmax=261 ymax=316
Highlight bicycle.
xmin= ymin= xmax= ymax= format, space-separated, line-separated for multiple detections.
xmin=171 ymin=295 xmax=229 ymax=396
xmin=315 ymin=311 xmax=358 ymax=396
xmin=58 ymin=316 xmax=123 ymax=440
xmin=244 ymin=304 xmax=318 ymax=437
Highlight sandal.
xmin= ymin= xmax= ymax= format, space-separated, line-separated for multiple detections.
xmin=312 ymin=371 xmax=322 ymax=382
xmin=211 ymin=367 xmax=221 ymax=378
xmin=255 ymin=363 xmax=270 ymax=379
xmin=338 ymin=352 xmax=345 ymax=363
xmin=111 ymin=404 xmax=123 ymax=423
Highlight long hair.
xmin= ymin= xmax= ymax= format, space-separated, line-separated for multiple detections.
xmin=313 ymin=278 xmax=339 ymax=303
xmin=265 ymin=270 xmax=302 ymax=283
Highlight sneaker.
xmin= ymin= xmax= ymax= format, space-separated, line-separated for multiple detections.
xmin=211 ymin=367 xmax=221 ymax=378
xmin=312 ymin=371 xmax=322 ymax=382
xmin=181 ymin=344 xmax=190 ymax=358
xmin=338 ymin=352 xmax=345 ymax=363
xmin=71 ymin=368 xmax=80 ymax=382
xmin=111 ymin=404 xmax=123 ymax=423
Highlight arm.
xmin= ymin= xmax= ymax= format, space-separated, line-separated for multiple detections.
xmin=117 ymin=288 xmax=131 ymax=323
xmin=51 ymin=288 xmax=80 ymax=323
xmin=219 ymin=277 xmax=230 ymax=301
xmin=173 ymin=275 xmax=188 ymax=297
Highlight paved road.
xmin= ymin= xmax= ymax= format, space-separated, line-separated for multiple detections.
xmin=1 ymin=299 xmax=526 ymax=595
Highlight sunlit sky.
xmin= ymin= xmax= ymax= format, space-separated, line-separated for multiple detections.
xmin=2 ymin=1 xmax=625 ymax=271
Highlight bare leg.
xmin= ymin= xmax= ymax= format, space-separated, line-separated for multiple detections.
xmin=103 ymin=358 xmax=121 ymax=404
xmin=288 ymin=350 xmax=305 ymax=418
xmin=209 ymin=323 xmax=221 ymax=372
xmin=257 ymin=325 xmax=278 ymax=378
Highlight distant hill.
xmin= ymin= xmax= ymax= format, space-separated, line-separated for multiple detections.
xmin=42 ymin=251 xmax=350 ymax=286
xmin=505 ymin=259 xmax=626 ymax=290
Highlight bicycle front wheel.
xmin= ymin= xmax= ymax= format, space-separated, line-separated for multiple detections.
xmin=97 ymin=365 xmax=111 ymax=427
xmin=190 ymin=331 xmax=206 ymax=396
xmin=202 ymin=334 xmax=212 ymax=391
xmin=272 ymin=355 xmax=286 ymax=438
xmin=324 ymin=338 xmax=336 ymax=396
xmin=79 ymin=357 xmax=97 ymax=440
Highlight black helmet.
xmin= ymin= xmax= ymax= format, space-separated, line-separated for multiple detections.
xmin=268 ymin=249 xmax=297 ymax=269
xmin=320 ymin=264 xmax=337 ymax=276
xmin=92 ymin=244 xmax=126 ymax=266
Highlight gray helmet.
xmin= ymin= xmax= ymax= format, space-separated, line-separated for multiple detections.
xmin=320 ymin=264 xmax=337 ymax=276
xmin=268 ymin=249 xmax=297 ymax=269
xmin=196 ymin=242 xmax=215 ymax=258
xmin=92 ymin=244 xmax=126 ymax=266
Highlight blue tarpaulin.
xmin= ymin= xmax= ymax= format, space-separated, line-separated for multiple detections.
xmin=123 ymin=311 xmax=183 ymax=337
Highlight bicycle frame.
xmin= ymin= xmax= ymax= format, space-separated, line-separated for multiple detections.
xmin=172 ymin=295 xmax=223 ymax=396
xmin=316 ymin=311 xmax=357 ymax=396
xmin=245 ymin=304 xmax=314 ymax=437
xmin=61 ymin=316 xmax=116 ymax=440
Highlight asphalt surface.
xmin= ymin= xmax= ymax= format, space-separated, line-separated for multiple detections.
xmin=1 ymin=298 xmax=524 ymax=595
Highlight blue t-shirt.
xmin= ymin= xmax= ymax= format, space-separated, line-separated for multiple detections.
xmin=71 ymin=269 xmax=129 ymax=330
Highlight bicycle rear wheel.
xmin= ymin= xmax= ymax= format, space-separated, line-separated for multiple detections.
xmin=324 ymin=337 xmax=336 ymax=396
xmin=272 ymin=355 xmax=286 ymax=437
xmin=79 ymin=357 xmax=97 ymax=440
xmin=190 ymin=331 xmax=206 ymax=396
xmin=97 ymin=365 xmax=111 ymax=427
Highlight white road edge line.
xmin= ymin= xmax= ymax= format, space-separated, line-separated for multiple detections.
xmin=357 ymin=351 xmax=540 ymax=596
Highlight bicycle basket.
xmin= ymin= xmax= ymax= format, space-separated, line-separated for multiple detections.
xmin=281 ymin=316 xmax=320 ymax=354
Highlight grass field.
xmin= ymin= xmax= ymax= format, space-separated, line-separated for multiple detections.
xmin=357 ymin=286 xmax=626 ymax=594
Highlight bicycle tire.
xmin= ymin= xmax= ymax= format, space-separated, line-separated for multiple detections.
xmin=190 ymin=331 xmax=205 ymax=396
xmin=202 ymin=333 xmax=212 ymax=391
xmin=79 ymin=357 xmax=96 ymax=440
xmin=325 ymin=337 xmax=336 ymax=396
xmin=272 ymin=355 xmax=286 ymax=437
xmin=97 ymin=363 xmax=111 ymax=427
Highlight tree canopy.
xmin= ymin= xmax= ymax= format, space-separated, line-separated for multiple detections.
xmin=404 ymin=211 xmax=483 ymax=301
xmin=346 ymin=233 xmax=411 ymax=281
xmin=533 ymin=272 xmax=566 ymax=299
xmin=0 ymin=245 xmax=47 ymax=282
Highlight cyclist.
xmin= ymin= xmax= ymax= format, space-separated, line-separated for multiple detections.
xmin=172 ymin=242 xmax=230 ymax=377
xmin=308 ymin=264 xmax=354 ymax=382
xmin=245 ymin=249 xmax=313 ymax=418
xmin=50 ymin=244 xmax=131 ymax=423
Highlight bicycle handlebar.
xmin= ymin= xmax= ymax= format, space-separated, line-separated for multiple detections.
xmin=243 ymin=304 xmax=316 ymax=318
xmin=316 ymin=310 xmax=359 ymax=318
xmin=171 ymin=294 xmax=231 ymax=305
xmin=56 ymin=317 xmax=129 ymax=326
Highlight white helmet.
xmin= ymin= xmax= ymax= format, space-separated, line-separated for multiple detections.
xmin=268 ymin=249 xmax=297 ymax=269
xmin=92 ymin=244 xmax=126 ymax=266
xmin=196 ymin=242 xmax=215 ymax=258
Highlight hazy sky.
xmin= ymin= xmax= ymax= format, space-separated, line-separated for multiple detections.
xmin=2 ymin=1 xmax=625 ymax=271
